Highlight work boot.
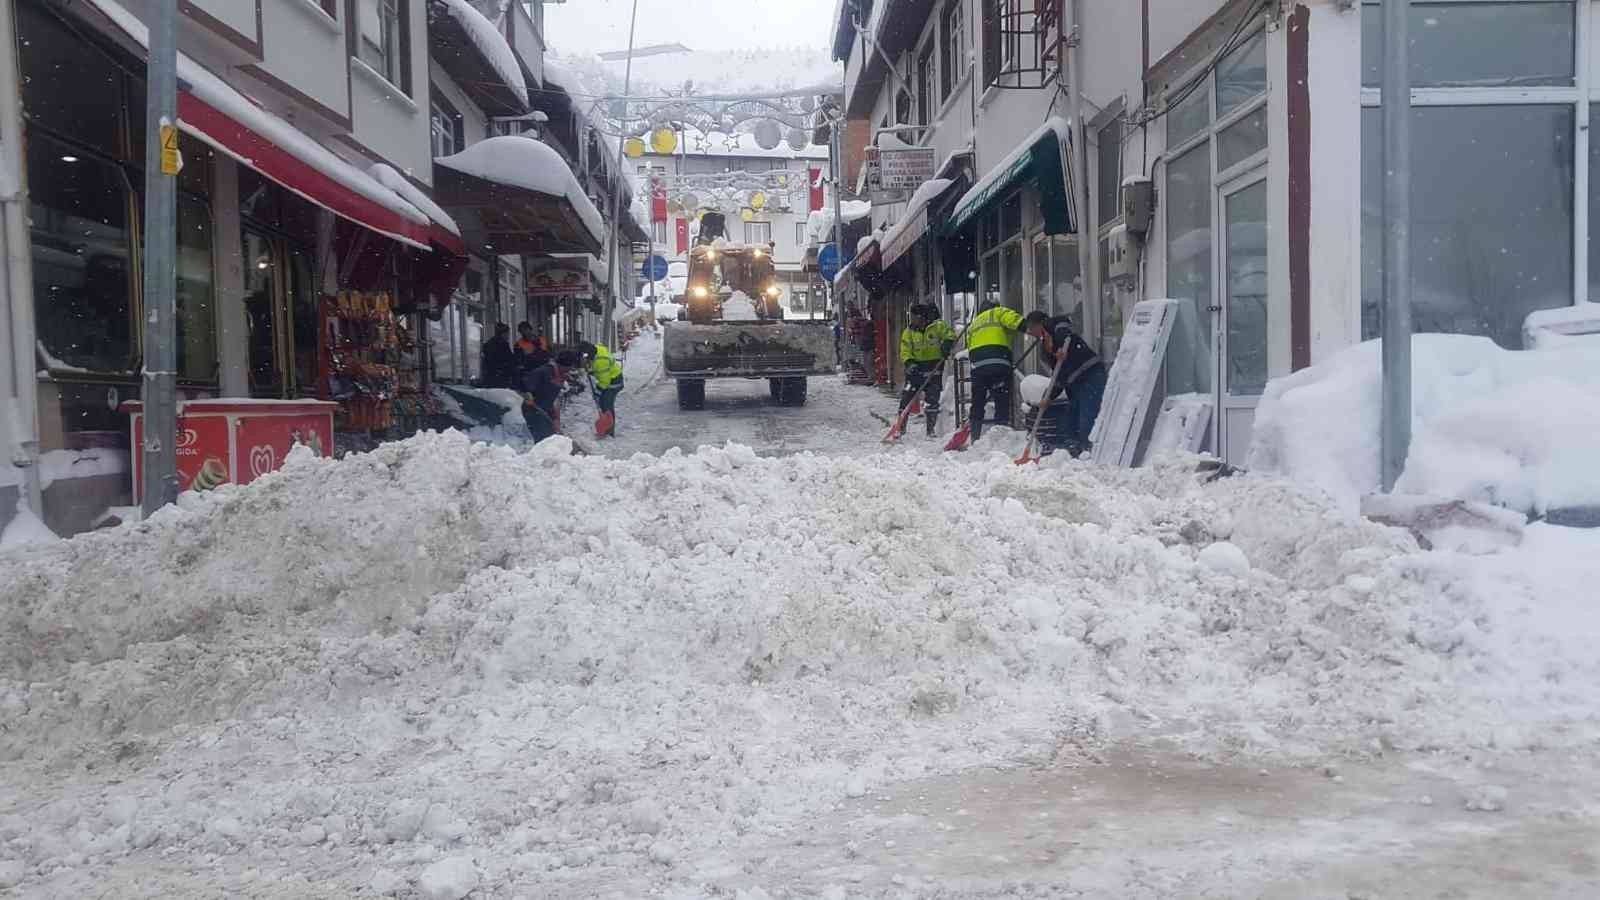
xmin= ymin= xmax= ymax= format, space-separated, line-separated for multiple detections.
xmin=925 ymin=412 xmax=938 ymax=436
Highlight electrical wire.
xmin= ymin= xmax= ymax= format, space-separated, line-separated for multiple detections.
xmin=1123 ymin=0 xmax=1268 ymax=131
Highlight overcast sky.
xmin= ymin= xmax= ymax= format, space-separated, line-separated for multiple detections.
xmin=542 ymin=0 xmax=836 ymax=55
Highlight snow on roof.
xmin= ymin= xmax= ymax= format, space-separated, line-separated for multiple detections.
xmin=435 ymin=136 xmax=605 ymax=244
xmin=84 ymin=0 xmax=431 ymax=240
xmin=541 ymin=58 xmax=578 ymax=94
xmin=440 ymin=0 xmax=529 ymax=108
xmin=874 ymin=177 xmax=954 ymax=260
xmin=630 ymin=196 xmax=651 ymax=238
xmin=368 ymin=164 xmax=460 ymax=235
xmin=950 ymin=117 xmax=1071 ymax=222
xmin=842 ymin=199 xmax=872 ymax=222
xmin=856 ymin=234 xmax=878 ymax=255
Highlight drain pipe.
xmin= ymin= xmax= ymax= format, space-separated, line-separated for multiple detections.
xmin=0 ymin=0 xmax=42 ymax=516
xmin=1067 ymin=0 xmax=1092 ymax=334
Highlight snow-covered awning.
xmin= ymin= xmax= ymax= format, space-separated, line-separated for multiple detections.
xmin=430 ymin=0 xmax=530 ymax=113
xmin=945 ymin=117 xmax=1078 ymax=238
xmin=878 ymin=177 xmax=959 ymax=270
xmin=80 ymin=0 xmax=442 ymax=251
xmin=434 ymin=136 xmax=605 ymax=255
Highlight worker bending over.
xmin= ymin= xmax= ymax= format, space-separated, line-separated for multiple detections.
xmin=898 ymin=303 xmax=956 ymax=436
xmin=1023 ymin=311 xmax=1108 ymax=457
xmin=964 ymin=300 xmax=1025 ymax=443
xmin=522 ymin=350 xmax=582 ymax=443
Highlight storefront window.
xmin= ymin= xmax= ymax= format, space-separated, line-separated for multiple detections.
xmin=1215 ymin=29 xmax=1267 ymax=119
xmin=1360 ymin=105 xmax=1573 ymax=349
xmin=1167 ymin=86 xmax=1209 ymax=148
xmin=1032 ymin=235 xmax=1082 ymax=329
xmin=1224 ymin=180 xmax=1269 ymax=394
xmin=1217 ymin=106 xmax=1267 ymax=172
xmin=1165 ymin=144 xmax=1212 ymax=394
xmin=1097 ymin=119 xmax=1122 ymax=227
xmin=17 ymin=4 xmax=125 ymax=154
xmin=176 ymin=194 xmax=217 ymax=382
xmin=1361 ymin=1 xmax=1574 ymax=89
xmin=28 ymin=133 xmax=135 ymax=374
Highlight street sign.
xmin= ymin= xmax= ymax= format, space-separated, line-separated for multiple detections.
xmin=866 ymin=146 xmax=936 ymax=201
xmin=818 ymin=243 xmax=840 ymax=282
xmin=641 ymin=254 xmax=669 ymax=281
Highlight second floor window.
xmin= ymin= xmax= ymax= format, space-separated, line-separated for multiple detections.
xmin=942 ymin=0 xmax=965 ymax=100
xmin=430 ymin=96 xmax=463 ymax=158
xmin=745 ymin=221 xmax=772 ymax=245
xmin=359 ymin=0 xmax=408 ymax=91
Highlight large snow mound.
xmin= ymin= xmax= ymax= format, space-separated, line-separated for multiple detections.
xmin=1 ymin=433 xmax=1595 ymax=893
xmin=1248 ymin=334 xmax=1600 ymax=515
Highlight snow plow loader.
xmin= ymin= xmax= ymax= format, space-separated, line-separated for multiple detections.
xmin=663 ymin=213 xmax=836 ymax=409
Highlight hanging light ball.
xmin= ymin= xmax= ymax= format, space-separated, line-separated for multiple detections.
xmin=753 ymin=120 xmax=783 ymax=151
xmin=623 ymin=137 xmax=646 ymax=158
xmin=787 ymin=128 xmax=809 ymax=151
xmin=740 ymin=207 xmax=755 ymax=222
xmin=650 ymin=128 xmax=678 ymax=155
xmin=750 ymin=191 xmax=767 ymax=211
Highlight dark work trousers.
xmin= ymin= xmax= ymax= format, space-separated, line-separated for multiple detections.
xmin=898 ymin=363 xmax=943 ymax=415
xmin=523 ymin=405 xmax=558 ymax=443
xmin=1040 ymin=364 xmax=1108 ymax=456
xmin=596 ymin=382 xmax=622 ymax=414
xmin=968 ymin=363 xmax=1014 ymax=442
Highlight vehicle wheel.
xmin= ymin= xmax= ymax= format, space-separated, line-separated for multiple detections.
xmin=769 ymin=378 xmax=783 ymax=403
xmin=676 ymin=379 xmax=705 ymax=410
xmin=780 ymin=377 xmax=807 ymax=407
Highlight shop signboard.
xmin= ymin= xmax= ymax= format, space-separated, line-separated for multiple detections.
xmin=867 ymin=146 xmax=936 ymax=201
xmin=526 ymin=257 xmax=594 ymax=299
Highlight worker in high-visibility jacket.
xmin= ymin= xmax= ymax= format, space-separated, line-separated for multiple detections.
xmin=964 ymin=300 xmax=1025 ymax=442
xmin=899 ymin=303 xmax=957 ymax=436
xmin=580 ymin=341 xmax=624 ymax=437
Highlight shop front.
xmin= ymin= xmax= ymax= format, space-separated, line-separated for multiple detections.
xmin=17 ymin=0 xmax=466 ymax=532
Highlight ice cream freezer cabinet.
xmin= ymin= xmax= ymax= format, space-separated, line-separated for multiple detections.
xmin=122 ymin=400 xmax=336 ymax=504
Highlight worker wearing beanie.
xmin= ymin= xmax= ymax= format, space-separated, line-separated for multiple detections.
xmin=964 ymin=300 xmax=1025 ymax=442
xmin=1023 ymin=310 xmax=1107 ymax=457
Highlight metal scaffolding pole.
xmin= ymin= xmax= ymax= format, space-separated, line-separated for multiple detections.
xmin=1381 ymin=0 xmax=1412 ymax=491
xmin=141 ymin=0 xmax=180 ymax=515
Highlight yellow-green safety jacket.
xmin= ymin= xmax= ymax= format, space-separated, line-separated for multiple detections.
xmin=964 ymin=305 xmax=1024 ymax=370
xmin=900 ymin=319 xmax=957 ymax=365
xmin=591 ymin=343 xmax=624 ymax=389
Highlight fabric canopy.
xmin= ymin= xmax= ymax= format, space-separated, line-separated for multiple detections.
xmin=944 ymin=117 xmax=1077 ymax=238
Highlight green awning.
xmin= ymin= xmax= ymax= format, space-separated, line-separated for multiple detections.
xmin=943 ymin=118 xmax=1078 ymax=238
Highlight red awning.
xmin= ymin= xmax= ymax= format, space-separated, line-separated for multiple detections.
xmin=178 ymin=95 xmax=434 ymax=250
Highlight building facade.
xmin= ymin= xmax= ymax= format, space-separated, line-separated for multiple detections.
xmin=831 ymin=0 xmax=1599 ymax=463
xmin=0 ymin=0 xmax=642 ymax=535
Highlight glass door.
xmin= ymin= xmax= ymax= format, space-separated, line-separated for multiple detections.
xmin=242 ymin=229 xmax=317 ymax=398
xmin=1215 ymin=173 xmax=1268 ymax=459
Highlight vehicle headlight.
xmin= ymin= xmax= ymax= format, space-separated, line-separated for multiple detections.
xmin=691 ymin=286 xmax=709 ymax=298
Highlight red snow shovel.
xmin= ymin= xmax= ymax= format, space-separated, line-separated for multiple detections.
xmin=595 ymin=410 xmax=615 ymax=437
xmin=942 ymin=422 xmax=971 ymax=452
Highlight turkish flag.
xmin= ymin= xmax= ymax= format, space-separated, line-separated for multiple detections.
xmin=651 ymin=174 xmax=668 ymax=223
xmin=675 ymin=218 xmax=689 ymax=254
xmin=809 ymin=167 xmax=824 ymax=212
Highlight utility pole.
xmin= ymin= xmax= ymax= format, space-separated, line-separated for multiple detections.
xmin=1381 ymin=0 xmax=1412 ymax=491
xmin=601 ymin=0 xmax=641 ymax=350
xmin=830 ymin=114 xmax=844 ymax=325
xmin=141 ymin=0 xmax=180 ymax=516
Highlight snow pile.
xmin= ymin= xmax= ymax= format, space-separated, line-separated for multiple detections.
xmin=0 ymin=499 xmax=56 ymax=551
xmin=434 ymin=136 xmax=605 ymax=244
xmin=1249 ymin=334 xmax=1600 ymax=515
xmin=2 ymin=436 xmax=1597 ymax=893
xmin=439 ymin=0 xmax=529 ymax=108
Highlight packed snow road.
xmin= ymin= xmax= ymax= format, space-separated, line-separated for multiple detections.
xmin=1 ymin=337 xmax=1599 ymax=897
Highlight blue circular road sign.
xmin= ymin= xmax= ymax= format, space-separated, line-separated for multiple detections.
xmin=818 ymin=243 xmax=840 ymax=281
xmin=642 ymin=255 xmax=670 ymax=281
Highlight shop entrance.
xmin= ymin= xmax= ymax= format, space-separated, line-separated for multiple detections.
xmin=1213 ymin=173 xmax=1268 ymax=460
xmin=241 ymin=228 xmax=317 ymax=398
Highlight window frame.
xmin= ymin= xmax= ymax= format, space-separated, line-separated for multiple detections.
xmin=1095 ymin=116 xmax=1124 ymax=237
xmin=1359 ymin=0 xmax=1589 ymax=330
xmin=941 ymin=0 xmax=967 ymax=101
xmin=918 ymin=38 xmax=937 ymax=127
xmin=356 ymin=0 xmax=412 ymax=95
xmin=745 ymin=220 xmax=773 ymax=245
xmin=429 ymin=90 xmax=464 ymax=158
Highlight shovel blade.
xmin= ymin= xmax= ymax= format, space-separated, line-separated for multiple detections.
xmin=943 ymin=424 xmax=971 ymax=452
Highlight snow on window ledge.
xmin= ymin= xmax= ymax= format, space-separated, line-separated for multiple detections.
xmin=351 ymin=58 xmax=419 ymax=113
xmin=285 ymin=0 xmax=341 ymax=34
